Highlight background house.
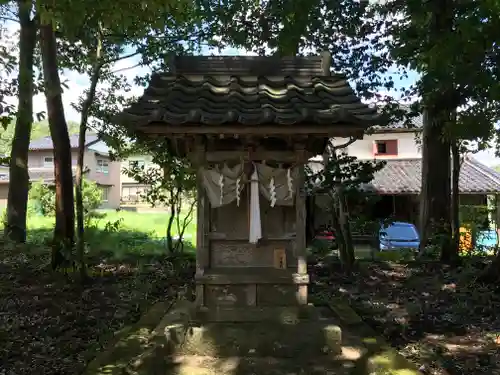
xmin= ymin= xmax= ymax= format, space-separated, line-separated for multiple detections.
xmin=119 ymin=154 xmax=155 ymax=205
xmin=309 ymin=111 xmax=500 ymax=231
xmin=26 ymin=134 xmax=121 ymax=208
xmin=0 ymin=162 xmax=9 ymax=206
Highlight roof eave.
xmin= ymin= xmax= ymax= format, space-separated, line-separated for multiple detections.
xmin=136 ymin=122 xmax=372 ymax=137
xmin=369 ymin=127 xmax=421 ymax=134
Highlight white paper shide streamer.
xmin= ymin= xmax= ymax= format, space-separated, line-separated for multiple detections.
xmin=249 ymin=168 xmax=262 ymax=244
xmin=269 ymin=176 xmax=277 ymax=207
xmin=235 ymin=176 xmax=241 ymax=206
xmin=286 ymin=168 xmax=294 ymax=199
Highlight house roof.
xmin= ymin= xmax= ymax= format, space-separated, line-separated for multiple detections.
xmin=308 ymin=157 xmax=500 ymax=195
xmin=29 ymin=133 xmax=99 ymax=150
xmin=366 ymin=157 xmax=500 ymax=194
xmin=370 ymin=104 xmax=423 ymax=133
xmin=114 ymin=54 xmax=381 ymax=130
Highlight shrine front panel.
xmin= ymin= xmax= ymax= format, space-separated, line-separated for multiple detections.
xmin=210 ymin=240 xmax=295 ymax=268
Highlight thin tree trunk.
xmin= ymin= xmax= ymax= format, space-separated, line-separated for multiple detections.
xmin=4 ymin=1 xmax=36 ymax=242
xmin=166 ymin=195 xmax=176 ymax=253
xmin=39 ymin=21 xmax=75 ymax=268
xmin=75 ymin=39 xmax=103 ymax=281
xmin=323 ymin=149 xmax=355 ymax=272
xmin=336 ymin=186 xmax=355 ymax=269
xmin=450 ymin=141 xmax=461 ymax=257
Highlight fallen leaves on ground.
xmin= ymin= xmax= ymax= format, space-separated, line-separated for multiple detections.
xmin=0 ymin=244 xmax=194 ymax=375
xmin=311 ymin=259 xmax=500 ymax=375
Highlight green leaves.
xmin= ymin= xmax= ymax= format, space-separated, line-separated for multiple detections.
xmin=381 ymin=0 xmax=500 ymax=145
xmin=306 ymin=141 xmax=386 ymax=197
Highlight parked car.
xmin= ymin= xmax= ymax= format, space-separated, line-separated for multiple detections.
xmin=378 ymin=221 xmax=420 ymax=251
xmin=475 ymin=229 xmax=498 ymax=253
xmin=313 ymin=228 xmax=338 ymax=250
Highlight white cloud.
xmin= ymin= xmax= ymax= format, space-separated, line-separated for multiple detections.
xmin=474 ymin=149 xmax=497 ymax=167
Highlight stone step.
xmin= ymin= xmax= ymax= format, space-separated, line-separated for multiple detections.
xmin=161 ymin=321 xmax=342 ymax=358
xmin=195 ymin=305 xmax=321 ymax=323
xmin=129 ymin=354 xmax=352 ymax=375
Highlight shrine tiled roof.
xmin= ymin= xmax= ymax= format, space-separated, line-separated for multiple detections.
xmin=114 ymin=54 xmax=381 ymax=129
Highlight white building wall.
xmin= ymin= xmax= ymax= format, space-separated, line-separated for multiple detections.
xmin=331 ymin=132 xmax=422 ymax=160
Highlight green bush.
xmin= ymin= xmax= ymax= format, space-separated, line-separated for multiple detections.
xmin=81 ymin=178 xmax=104 ymax=213
xmin=28 ymin=178 xmax=103 ymax=217
xmin=28 ymin=180 xmax=55 ymax=216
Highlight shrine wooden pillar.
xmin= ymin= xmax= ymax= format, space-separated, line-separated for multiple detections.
xmin=193 ymin=140 xmax=209 ymax=307
xmin=295 ymin=147 xmax=308 ymax=304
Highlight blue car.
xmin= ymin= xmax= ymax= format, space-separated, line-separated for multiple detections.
xmin=379 ymin=221 xmax=420 ymax=251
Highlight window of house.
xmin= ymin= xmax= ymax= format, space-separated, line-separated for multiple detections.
xmin=97 ymin=159 xmax=109 ymax=174
xmin=376 ymin=141 xmax=387 ymax=154
xmin=129 ymin=160 xmax=145 ymax=169
xmin=121 ymin=185 xmax=149 ymax=202
xmin=101 ymin=186 xmax=109 ymax=202
xmin=373 ymin=140 xmax=398 ymax=156
xmin=43 ymin=156 xmax=54 ymax=167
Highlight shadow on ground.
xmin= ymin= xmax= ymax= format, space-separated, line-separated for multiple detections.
xmin=0 ymin=227 xmax=195 ymax=375
xmin=84 ymin=290 xmax=421 ymax=375
xmin=311 ymin=258 xmax=500 ymax=374
xmin=85 ymin=302 xmax=424 ymax=375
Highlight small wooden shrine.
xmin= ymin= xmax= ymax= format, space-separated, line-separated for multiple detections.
xmin=115 ymin=53 xmax=379 ymax=322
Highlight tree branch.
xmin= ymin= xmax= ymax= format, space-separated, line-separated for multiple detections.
xmin=330 ymin=137 xmax=358 ymax=150
xmin=100 ymin=51 xmax=140 ymax=68
xmin=111 ymin=62 xmax=141 ymax=74
xmin=0 ymin=16 xmax=19 ymax=23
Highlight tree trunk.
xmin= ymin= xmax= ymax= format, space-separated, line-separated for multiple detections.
xmin=323 ymin=150 xmax=355 ymax=272
xmin=166 ymin=197 xmax=176 ymax=253
xmin=418 ymin=108 xmax=454 ymax=262
xmin=39 ymin=21 xmax=75 ymax=268
xmin=450 ymin=141 xmax=461 ymax=258
xmin=4 ymin=1 xmax=36 ymax=242
xmin=417 ymin=0 xmax=458 ymax=263
xmin=275 ymin=0 xmax=319 ymax=56
xmin=75 ymin=54 xmax=102 ymax=281
xmin=336 ymin=186 xmax=355 ymax=269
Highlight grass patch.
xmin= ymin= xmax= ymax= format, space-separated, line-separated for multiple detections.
xmin=1 ymin=209 xmax=197 ymax=264
xmin=26 ymin=209 xmax=196 ymax=240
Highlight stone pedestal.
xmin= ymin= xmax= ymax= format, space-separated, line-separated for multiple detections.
xmin=195 ymin=268 xmax=308 ymax=320
xmin=158 ymin=301 xmax=342 ymax=359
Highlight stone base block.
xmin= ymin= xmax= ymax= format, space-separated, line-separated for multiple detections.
xmin=164 ymin=321 xmax=341 ymax=358
xmin=153 ymin=303 xmax=342 ymax=359
xmin=196 ymin=305 xmax=319 ymax=322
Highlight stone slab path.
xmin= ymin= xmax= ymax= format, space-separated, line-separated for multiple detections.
xmin=83 ymin=298 xmax=422 ymax=375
